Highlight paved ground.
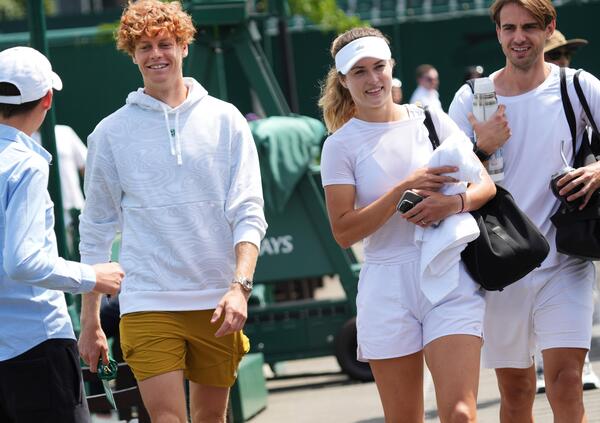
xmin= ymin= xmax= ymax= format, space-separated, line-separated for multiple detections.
xmin=93 ymin=349 xmax=600 ymax=423
xmin=245 ymin=270 xmax=600 ymax=423
xmin=247 ymin=260 xmax=600 ymax=423
xmin=248 ymin=330 xmax=600 ymax=423
xmin=92 ymin=261 xmax=600 ymax=423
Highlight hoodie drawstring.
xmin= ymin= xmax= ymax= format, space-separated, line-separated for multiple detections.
xmin=174 ymin=111 xmax=182 ymax=166
xmin=161 ymin=105 xmax=183 ymax=165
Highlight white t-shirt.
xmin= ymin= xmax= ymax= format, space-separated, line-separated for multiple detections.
xmin=448 ymin=64 xmax=600 ymax=267
xmin=320 ymin=105 xmax=463 ymax=264
xmin=410 ymin=86 xmax=443 ymax=110
xmin=33 ymin=124 xmax=87 ymax=211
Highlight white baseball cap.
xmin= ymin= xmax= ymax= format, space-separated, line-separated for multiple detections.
xmin=0 ymin=46 xmax=62 ymax=105
xmin=335 ymin=36 xmax=392 ymax=75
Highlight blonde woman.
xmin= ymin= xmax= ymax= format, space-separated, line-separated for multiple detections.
xmin=319 ymin=27 xmax=496 ymax=422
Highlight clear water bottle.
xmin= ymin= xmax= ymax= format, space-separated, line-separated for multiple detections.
xmin=473 ymin=77 xmax=504 ymax=182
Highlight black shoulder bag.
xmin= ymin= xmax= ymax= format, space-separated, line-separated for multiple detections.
xmin=550 ymin=68 xmax=600 ymax=260
xmin=423 ymin=107 xmax=549 ymax=290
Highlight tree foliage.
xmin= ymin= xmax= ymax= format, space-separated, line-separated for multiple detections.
xmin=0 ymin=0 xmax=365 ymax=34
xmin=287 ymin=0 xmax=367 ymax=33
xmin=0 ymin=0 xmax=56 ymax=20
xmin=0 ymin=0 xmax=26 ymax=19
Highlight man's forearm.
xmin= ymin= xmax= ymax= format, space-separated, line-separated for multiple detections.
xmin=80 ymin=292 xmax=103 ymax=328
xmin=234 ymin=241 xmax=259 ymax=280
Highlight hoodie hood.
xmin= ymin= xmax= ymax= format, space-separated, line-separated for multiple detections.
xmin=125 ymin=77 xmax=208 ymax=165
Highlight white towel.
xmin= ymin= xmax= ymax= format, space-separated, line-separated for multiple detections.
xmin=427 ymin=133 xmax=482 ymax=195
xmin=415 ymin=132 xmax=482 ymax=304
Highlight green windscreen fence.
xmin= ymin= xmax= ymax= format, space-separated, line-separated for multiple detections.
xmin=0 ymin=1 xmax=598 ymax=137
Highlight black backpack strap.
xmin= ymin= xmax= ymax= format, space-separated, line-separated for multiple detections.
xmin=466 ymin=79 xmax=476 ymax=94
xmin=559 ymin=67 xmax=577 ymax=164
xmin=422 ymin=106 xmax=440 ymax=150
xmin=573 ymin=69 xmax=600 ymax=155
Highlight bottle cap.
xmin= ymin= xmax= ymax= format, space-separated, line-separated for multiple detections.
xmin=473 ymin=77 xmax=495 ymax=94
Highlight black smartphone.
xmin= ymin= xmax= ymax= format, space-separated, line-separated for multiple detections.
xmin=396 ymin=190 xmax=423 ymax=213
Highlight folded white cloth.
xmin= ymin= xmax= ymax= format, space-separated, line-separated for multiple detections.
xmin=415 ymin=132 xmax=482 ymax=304
xmin=427 ymin=133 xmax=482 ymax=195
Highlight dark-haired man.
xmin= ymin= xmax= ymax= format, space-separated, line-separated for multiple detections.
xmin=0 ymin=46 xmax=124 ymax=423
xmin=409 ymin=64 xmax=442 ymax=110
xmin=544 ymin=29 xmax=588 ymax=68
xmin=449 ymin=0 xmax=600 ymax=420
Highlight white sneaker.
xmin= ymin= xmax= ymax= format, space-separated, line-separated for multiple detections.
xmin=582 ymin=361 xmax=600 ymax=390
xmin=536 ymin=365 xmax=545 ymax=394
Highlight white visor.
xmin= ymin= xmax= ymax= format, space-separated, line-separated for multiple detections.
xmin=335 ymin=36 xmax=392 ymax=75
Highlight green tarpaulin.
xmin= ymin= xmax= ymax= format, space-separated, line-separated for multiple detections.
xmin=250 ymin=115 xmax=326 ymax=213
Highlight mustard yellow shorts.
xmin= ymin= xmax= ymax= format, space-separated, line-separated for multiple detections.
xmin=120 ymin=310 xmax=250 ymax=387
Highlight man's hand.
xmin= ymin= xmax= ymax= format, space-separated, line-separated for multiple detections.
xmin=468 ymin=105 xmax=511 ymax=155
xmin=78 ymin=324 xmax=109 ymax=372
xmin=92 ymin=262 xmax=124 ymax=296
xmin=211 ymin=284 xmax=249 ymax=338
xmin=557 ymin=161 xmax=600 ymax=209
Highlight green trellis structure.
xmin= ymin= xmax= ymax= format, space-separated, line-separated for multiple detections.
xmin=27 ymin=0 xmax=67 ymax=258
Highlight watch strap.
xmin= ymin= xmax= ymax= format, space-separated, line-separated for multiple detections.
xmin=232 ymin=276 xmax=253 ymax=292
xmin=473 ymin=144 xmax=491 ymax=161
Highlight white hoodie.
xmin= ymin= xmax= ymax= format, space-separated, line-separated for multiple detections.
xmin=79 ymin=78 xmax=267 ymax=315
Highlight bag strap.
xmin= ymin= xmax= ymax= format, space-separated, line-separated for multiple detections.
xmin=559 ymin=67 xmax=577 ymax=164
xmin=573 ymin=69 xmax=600 ymax=155
xmin=422 ymin=106 xmax=440 ymax=150
xmin=466 ymin=79 xmax=476 ymax=94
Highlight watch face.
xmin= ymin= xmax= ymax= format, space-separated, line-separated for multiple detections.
xmin=235 ymin=277 xmax=253 ymax=291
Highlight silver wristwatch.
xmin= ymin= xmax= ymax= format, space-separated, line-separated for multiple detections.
xmin=232 ymin=276 xmax=253 ymax=293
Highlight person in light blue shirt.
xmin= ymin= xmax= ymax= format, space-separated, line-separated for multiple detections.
xmin=0 ymin=46 xmax=125 ymax=423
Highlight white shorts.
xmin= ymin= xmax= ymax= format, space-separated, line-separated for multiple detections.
xmin=482 ymin=258 xmax=595 ymax=369
xmin=356 ymin=256 xmax=485 ymax=361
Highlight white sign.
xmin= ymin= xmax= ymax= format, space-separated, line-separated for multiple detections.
xmin=260 ymin=235 xmax=294 ymax=256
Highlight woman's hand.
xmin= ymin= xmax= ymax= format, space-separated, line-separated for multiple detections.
xmin=401 ymin=190 xmax=462 ymax=227
xmin=405 ymin=166 xmax=459 ymax=192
